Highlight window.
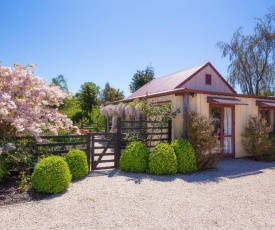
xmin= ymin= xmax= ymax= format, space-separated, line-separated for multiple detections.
xmin=259 ymin=108 xmax=275 ymax=131
xmin=206 ymin=74 xmax=211 ymax=85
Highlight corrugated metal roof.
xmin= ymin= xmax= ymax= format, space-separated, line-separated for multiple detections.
xmin=256 ymin=100 xmax=275 ymax=107
xmin=207 ymin=97 xmax=248 ymax=105
xmin=127 ymin=63 xmax=207 ymax=99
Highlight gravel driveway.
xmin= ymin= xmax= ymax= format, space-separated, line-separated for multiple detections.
xmin=1 ymin=158 xmax=275 ymax=230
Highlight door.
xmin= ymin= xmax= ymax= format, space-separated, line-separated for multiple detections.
xmin=211 ymin=106 xmax=235 ymax=158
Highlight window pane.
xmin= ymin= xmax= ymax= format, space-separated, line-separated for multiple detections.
xmin=211 ymin=107 xmax=221 ymax=137
xmin=224 ymin=107 xmax=232 ymax=135
xmin=224 ymin=137 xmax=232 ymax=154
xmin=260 ymin=109 xmax=269 ymax=122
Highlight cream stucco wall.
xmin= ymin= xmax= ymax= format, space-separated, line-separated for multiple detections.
xmin=234 ymin=97 xmax=258 ymax=157
xmin=146 ymin=93 xmax=261 ymax=158
xmin=188 ymin=93 xmax=209 ymax=117
xmin=187 ymin=94 xmax=259 ymax=158
xmin=169 ymin=94 xmax=211 ymax=140
xmin=172 ymin=95 xmax=184 ymax=139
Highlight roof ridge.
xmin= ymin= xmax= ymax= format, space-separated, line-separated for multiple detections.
xmin=155 ymin=62 xmax=208 ymax=79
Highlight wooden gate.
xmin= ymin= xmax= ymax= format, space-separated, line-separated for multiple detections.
xmin=31 ymin=118 xmax=171 ymax=172
xmin=89 ymin=117 xmax=172 ymax=171
xmin=90 ymin=132 xmax=121 ymax=170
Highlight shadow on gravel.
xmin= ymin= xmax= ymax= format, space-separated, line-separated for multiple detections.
xmin=180 ymin=158 xmax=275 ymax=183
xmin=87 ymin=158 xmax=275 ymax=184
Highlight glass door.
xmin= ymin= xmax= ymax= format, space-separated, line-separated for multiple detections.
xmin=223 ymin=107 xmax=233 ymax=155
xmin=211 ymin=106 xmax=234 ymax=158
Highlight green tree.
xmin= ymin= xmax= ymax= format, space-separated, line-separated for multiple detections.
xmin=59 ymin=95 xmax=81 ymax=118
xmin=100 ymin=82 xmax=124 ymax=103
xmin=51 ymin=75 xmax=80 ymax=116
xmin=76 ymin=82 xmax=100 ymax=114
xmin=129 ymin=66 xmax=155 ymax=93
xmin=90 ymin=105 xmax=105 ymax=131
xmin=52 ymin=74 xmax=68 ymax=91
xmin=217 ymin=8 xmax=275 ymax=95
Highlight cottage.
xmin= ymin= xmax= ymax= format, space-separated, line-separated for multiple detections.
xmin=120 ymin=62 xmax=275 ymax=158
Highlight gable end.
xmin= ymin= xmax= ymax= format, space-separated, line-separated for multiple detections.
xmin=175 ymin=62 xmax=236 ymax=94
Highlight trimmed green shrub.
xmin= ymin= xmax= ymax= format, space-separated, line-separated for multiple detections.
xmin=66 ymin=149 xmax=89 ymax=180
xmin=149 ymin=143 xmax=177 ymax=175
xmin=171 ymin=139 xmax=197 ymax=173
xmin=242 ymin=117 xmax=274 ymax=161
xmin=31 ymin=156 xmax=72 ymax=194
xmin=119 ymin=141 xmax=149 ymax=173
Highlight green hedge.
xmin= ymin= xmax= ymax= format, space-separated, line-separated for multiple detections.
xmin=119 ymin=141 xmax=149 ymax=173
xmin=149 ymin=143 xmax=177 ymax=175
xmin=66 ymin=149 xmax=89 ymax=180
xmin=31 ymin=156 xmax=72 ymax=194
xmin=171 ymin=139 xmax=197 ymax=173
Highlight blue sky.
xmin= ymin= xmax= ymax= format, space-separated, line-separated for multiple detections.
xmin=0 ymin=0 xmax=274 ymax=97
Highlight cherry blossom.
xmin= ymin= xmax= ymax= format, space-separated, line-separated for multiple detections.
xmin=0 ymin=64 xmax=79 ymax=140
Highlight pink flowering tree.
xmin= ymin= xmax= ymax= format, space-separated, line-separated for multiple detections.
xmin=0 ymin=64 xmax=79 ymax=140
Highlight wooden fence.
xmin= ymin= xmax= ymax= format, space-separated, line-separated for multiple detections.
xmin=120 ymin=119 xmax=172 ymax=149
xmin=34 ymin=132 xmax=120 ymax=171
xmin=9 ymin=118 xmax=172 ymax=171
xmin=37 ymin=134 xmax=90 ymax=156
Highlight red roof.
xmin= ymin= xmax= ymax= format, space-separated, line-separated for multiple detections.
xmin=127 ymin=63 xmax=206 ymax=99
xmin=126 ymin=62 xmax=235 ymax=100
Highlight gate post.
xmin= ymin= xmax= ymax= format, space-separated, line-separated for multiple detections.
xmin=168 ymin=120 xmax=172 ymax=144
xmin=115 ymin=117 xmax=122 ymax=168
xmin=86 ymin=132 xmax=92 ymax=172
xmin=91 ymin=133 xmax=95 ymax=170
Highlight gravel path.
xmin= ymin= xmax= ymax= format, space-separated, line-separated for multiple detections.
xmin=0 ymin=158 xmax=275 ymax=230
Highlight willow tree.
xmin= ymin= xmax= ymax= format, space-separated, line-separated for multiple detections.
xmin=52 ymin=74 xmax=68 ymax=91
xmin=217 ymin=8 xmax=275 ymax=95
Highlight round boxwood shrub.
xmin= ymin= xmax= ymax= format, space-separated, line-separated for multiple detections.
xmin=149 ymin=143 xmax=178 ymax=175
xmin=31 ymin=156 xmax=72 ymax=194
xmin=65 ymin=149 xmax=89 ymax=180
xmin=119 ymin=141 xmax=149 ymax=172
xmin=171 ymin=138 xmax=197 ymax=174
